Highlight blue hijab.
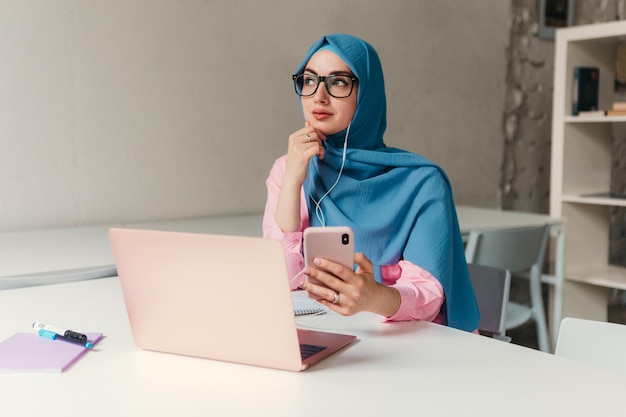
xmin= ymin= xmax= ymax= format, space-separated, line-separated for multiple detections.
xmin=297 ymin=34 xmax=479 ymax=332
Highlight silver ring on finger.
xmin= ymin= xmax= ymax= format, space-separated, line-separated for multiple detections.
xmin=332 ymin=292 xmax=340 ymax=305
xmin=305 ymin=133 xmax=311 ymax=142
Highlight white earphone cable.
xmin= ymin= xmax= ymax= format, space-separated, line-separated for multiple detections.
xmin=309 ymin=123 xmax=351 ymax=226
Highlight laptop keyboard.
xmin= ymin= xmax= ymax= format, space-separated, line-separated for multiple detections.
xmin=300 ymin=343 xmax=326 ymax=360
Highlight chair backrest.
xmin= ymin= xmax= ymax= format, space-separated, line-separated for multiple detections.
xmin=464 ymin=225 xmax=550 ymax=274
xmin=555 ymin=317 xmax=626 ymax=374
xmin=467 ymin=263 xmax=511 ymax=337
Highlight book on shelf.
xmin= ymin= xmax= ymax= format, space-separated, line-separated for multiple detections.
xmin=606 ymin=109 xmax=626 ymax=116
xmin=572 ymin=67 xmax=599 ymax=115
xmin=577 ymin=110 xmax=606 ymax=117
xmin=616 ymin=43 xmax=626 ymax=92
xmin=611 ymin=101 xmax=626 ymax=111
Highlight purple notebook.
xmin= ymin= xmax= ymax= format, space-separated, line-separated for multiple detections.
xmin=0 ymin=332 xmax=103 ymax=373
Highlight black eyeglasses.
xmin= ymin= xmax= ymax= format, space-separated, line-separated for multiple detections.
xmin=292 ymin=73 xmax=358 ymax=98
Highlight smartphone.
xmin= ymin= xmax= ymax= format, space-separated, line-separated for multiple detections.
xmin=303 ymin=226 xmax=354 ymax=287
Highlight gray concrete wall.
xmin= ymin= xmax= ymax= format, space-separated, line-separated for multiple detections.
xmin=0 ymin=0 xmax=510 ymax=232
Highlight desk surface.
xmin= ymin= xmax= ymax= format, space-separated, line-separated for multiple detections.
xmin=0 ymin=214 xmax=263 ymax=280
xmin=0 ymin=278 xmax=622 ymax=417
xmin=456 ymin=205 xmax=563 ymax=231
xmin=0 ymin=206 xmax=562 ymax=279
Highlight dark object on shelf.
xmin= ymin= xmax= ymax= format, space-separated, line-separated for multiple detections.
xmin=572 ymin=67 xmax=600 ymax=115
xmin=538 ymin=0 xmax=574 ymax=40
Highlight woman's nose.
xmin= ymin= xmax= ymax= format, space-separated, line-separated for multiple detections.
xmin=313 ymin=81 xmax=330 ymax=103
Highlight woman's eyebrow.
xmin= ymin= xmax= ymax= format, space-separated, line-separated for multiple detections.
xmin=302 ymin=67 xmax=355 ymax=77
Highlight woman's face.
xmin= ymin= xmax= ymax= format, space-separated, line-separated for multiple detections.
xmin=300 ymin=50 xmax=358 ymax=136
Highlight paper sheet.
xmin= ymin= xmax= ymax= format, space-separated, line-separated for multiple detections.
xmin=0 ymin=332 xmax=103 ymax=373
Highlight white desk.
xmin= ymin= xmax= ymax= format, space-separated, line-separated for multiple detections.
xmin=457 ymin=205 xmax=563 ymax=233
xmin=0 ymin=278 xmax=622 ymax=417
xmin=0 ymin=207 xmax=561 ymax=278
xmin=0 ymin=214 xmax=263 ymax=288
xmin=0 ymin=206 xmax=559 ymax=275
xmin=0 ymin=207 xmax=565 ymax=346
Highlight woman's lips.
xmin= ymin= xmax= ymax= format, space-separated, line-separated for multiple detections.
xmin=312 ymin=110 xmax=332 ymax=120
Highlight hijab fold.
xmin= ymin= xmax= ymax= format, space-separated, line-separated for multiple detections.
xmin=298 ymin=34 xmax=479 ymax=331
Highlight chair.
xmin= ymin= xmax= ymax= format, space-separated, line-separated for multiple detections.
xmin=555 ymin=317 xmax=626 ymax=373
xmin=467 ymin=263 xmax=511 ymax=342
xmin=465 ymin=225 xmax=551 ymax=352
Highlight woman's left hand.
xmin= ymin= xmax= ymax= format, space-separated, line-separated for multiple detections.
xmin=301 ymin=252 xmax=401 ymax=317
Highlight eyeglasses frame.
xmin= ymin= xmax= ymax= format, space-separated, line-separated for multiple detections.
xmin=292 ymin=73 xmax=358 ymax=98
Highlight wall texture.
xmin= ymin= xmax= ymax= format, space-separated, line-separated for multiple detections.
xmin=0 ymin=1 xmax=510 ymax=232
xmin=502 ymin=0 xmax=554 ymax=214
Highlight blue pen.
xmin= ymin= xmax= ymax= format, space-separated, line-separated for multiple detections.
xmin=37 ymin=329 xmax=93 ymax=349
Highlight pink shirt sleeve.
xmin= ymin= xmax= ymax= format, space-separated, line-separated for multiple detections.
xmin=263 ymin=156 xmax=309 ymax=290
xmin=381 ymin=262 xmax=445 ymax=323
xmin=263 ymin=156 xmax=446 ymax=323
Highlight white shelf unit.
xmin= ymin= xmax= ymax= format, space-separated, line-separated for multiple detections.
xmin=551 ymin=21 xmax=626 ymax=321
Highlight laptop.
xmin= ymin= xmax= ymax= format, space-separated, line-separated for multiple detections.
xmin=108 ymin=228 xmax=356 ymax=372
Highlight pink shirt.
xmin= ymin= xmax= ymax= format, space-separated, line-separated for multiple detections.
xmin=263 ymin=155 xmax=445 ymax=323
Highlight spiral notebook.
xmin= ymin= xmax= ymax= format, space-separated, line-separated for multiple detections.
xmin=292 ymin=293 xmax=325 ymax=316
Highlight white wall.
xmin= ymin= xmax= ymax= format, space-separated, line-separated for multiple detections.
xmin=0 ymin=0 xmax=510 ymax=232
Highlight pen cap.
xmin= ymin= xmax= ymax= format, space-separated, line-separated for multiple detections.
xmin=64 ymin=330 xmax=87 ymax=342
xmin=38 ymin=329 xmax=57 ymax=340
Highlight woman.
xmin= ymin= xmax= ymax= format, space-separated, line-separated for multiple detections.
xmin=263 ymin=34 xmax=479 ymax=332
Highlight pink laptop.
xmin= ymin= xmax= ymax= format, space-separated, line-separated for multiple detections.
xmin=108 ymin=228 xmax=356 ymax=372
